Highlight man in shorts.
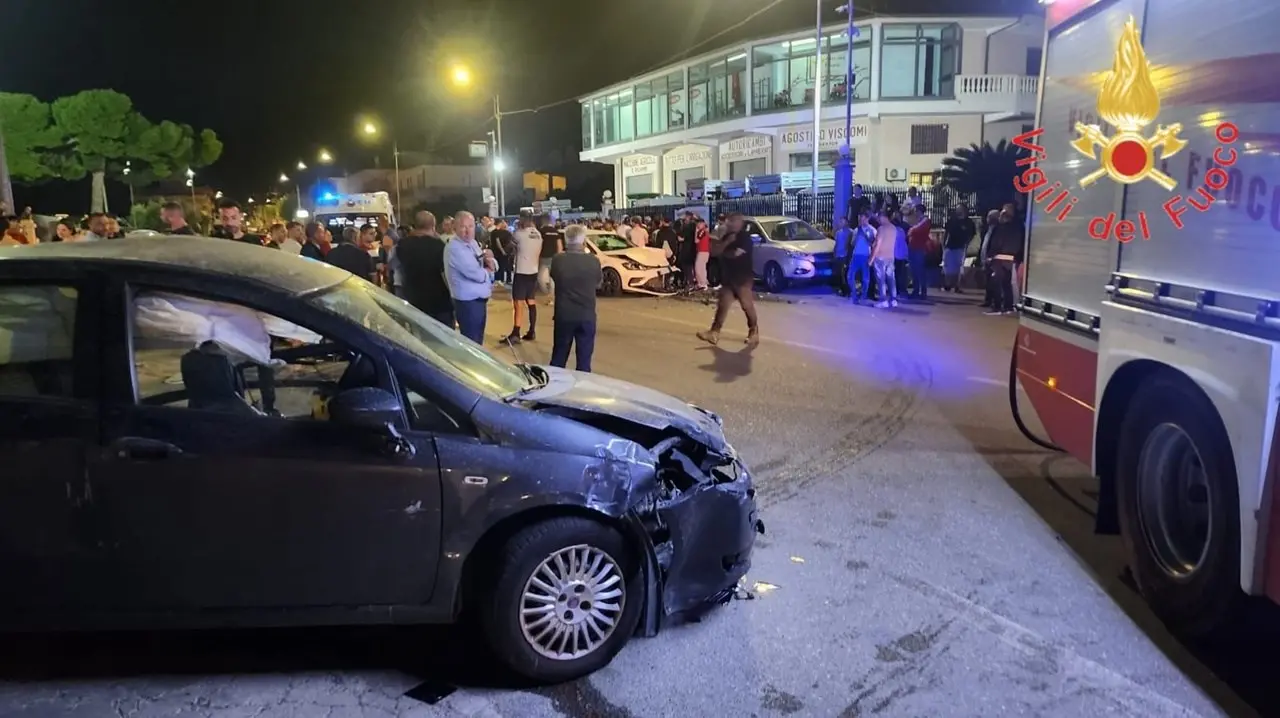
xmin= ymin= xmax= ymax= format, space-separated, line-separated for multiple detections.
xmin=506 ymin=214 xmax=545 ymax=343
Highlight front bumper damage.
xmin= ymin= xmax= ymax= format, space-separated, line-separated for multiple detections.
xmin=627 ymin=434 xmax=764 ymax=636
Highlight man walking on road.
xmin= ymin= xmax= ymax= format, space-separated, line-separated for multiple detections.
xmin=537 ymin=214 xmax=563 ymax=304
xmin=445 ymin=211 xmax=495 ymax=343
xmin=697 ymin=213 xmax=759 ymax=348
xmin=549 ymin=224 xmax=602 ymax=372
xmin=396 ymin=211 xmax=455 ymax=328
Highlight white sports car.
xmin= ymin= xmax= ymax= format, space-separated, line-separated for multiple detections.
xmin=584 ymin=230 xmax=678 ymax=296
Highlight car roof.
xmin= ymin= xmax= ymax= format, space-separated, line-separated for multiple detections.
xmin=0 ymin=236 xmax=351 ymax=295
xmin=750 ymin=216 xmax=796 ymax=222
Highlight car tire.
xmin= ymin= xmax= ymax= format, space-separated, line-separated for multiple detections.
xmin=481 ymin=516 xmax=643 ymax=683
xmin=601 ymin=268 xmax=623 ymax=297
xmin=764 ymin=262 xmax=787 ymax=293
xmin=1116 ymin=374 xmax=1242 ymax=639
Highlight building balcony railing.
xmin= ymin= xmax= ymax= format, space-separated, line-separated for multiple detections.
xmin=955 ymin=74 xmax=1039 ymax=117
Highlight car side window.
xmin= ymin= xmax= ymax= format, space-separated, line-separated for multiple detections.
xmin=129 ymin=290 xmax=380 ymax=420
xmin=769 ymin=223 xmax=788 ymax=242
xmin=0 ymin=284 xmax=78 ymax=399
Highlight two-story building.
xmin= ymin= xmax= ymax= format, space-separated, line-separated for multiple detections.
xmin=578 ymin=13 xmax=1044 ymax=207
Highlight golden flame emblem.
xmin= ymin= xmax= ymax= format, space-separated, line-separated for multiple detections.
xmin=1071 ymin=17 xmax=1186 ymax=190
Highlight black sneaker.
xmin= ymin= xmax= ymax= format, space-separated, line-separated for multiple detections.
xmin=504 ymin=331 xmax=522 ymax=344
xmin=522 ymin=331 xmax=536 ymax=341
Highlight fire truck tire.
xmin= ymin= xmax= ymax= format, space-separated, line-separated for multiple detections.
xmin=1116 ymin=374 xmax=1241 ymax=639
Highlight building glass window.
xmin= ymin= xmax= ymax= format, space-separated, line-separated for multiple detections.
xmin=636 ymin=73 xmax=684 ymax=138
xmin=581 ymin=103 xmax=592 ymax=149
xmin=908 ymin=172 xmax=937 ymax=186
xmin=751 ymin=38 xmax=820 ymax=112
xmin=880 ymin=24 xmax=960 ymax=99
xmin=821 ymin=28 xmax=872 ymax=104
xmin=592 ymin=98 xmax=606 ymax=146
xmin=616 ymin=90 xmax=634 ymax=142
xmin=689 ymin=53 xmax=744 ymax=127
xmin=689 ymin=62 xmax=709 ymax=127
xmin=666 ymin=71 xmax=685 ymax=130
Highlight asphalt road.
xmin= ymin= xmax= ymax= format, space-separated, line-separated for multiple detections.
xmin=1 ymin=289 xmax=1276 ymax=718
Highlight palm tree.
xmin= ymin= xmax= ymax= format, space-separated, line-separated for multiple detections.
xmin=939 ymin=139 xmax=1030 ymax=215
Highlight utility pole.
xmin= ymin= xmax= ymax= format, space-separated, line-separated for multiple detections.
xmin=833 ymin=2 xmax=857 ymax=230
xmin=494 ymin=95 xmax=506 ymax=216
xmin=810 ymin=0 xmax=823 ymax=221
xmin=0 ymin=120 xmax=12 ymax=214
xmin=393 ymin=140 xmax=402 ymax=223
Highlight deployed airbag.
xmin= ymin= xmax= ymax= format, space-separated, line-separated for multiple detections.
xmin=133 ymin=292 xmax=321 ymax=365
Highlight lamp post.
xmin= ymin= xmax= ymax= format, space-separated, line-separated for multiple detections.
xmin=279 ymin=172 xmax=302 ymax=216
xmin=834 ymin=2 xmax=858 ymax=229
xmin=810 ymin=0 xmax=823 ymax=219
xmin=451 ymin=64 xmax=512 ymax=215
xmin=122 ymin=161 xmax=135 ymax=209
xmin=185 ymin=168 xmax=196 ymax=207
xmin=362 ymin=121 xmax=402 ymax=221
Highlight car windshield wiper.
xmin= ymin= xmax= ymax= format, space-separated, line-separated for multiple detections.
xmin=505 ymin=363 xmax=548 ymax=400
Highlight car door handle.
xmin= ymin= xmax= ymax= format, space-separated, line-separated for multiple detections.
xmin=110 ymin=437 xmax=184 ymax=460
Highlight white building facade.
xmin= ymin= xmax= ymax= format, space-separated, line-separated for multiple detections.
xmin=579 ymin=14 xmax=1044 ymax=207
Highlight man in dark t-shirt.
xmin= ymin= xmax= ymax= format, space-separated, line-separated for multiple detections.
xmin=697 ymin=213 xmax=758 ymax=348
xmin=395 ymin=210 xmax=455 ymax=327
xmin=537 ymin=215 xmax=563 ymax=302
xmin=326 ymin=226 xmax=376 ymax=282
xmin=548 ymin=225 xmax=602 ymax=372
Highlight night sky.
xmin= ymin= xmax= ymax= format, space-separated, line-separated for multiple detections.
xmin=1 ymin=0 xmax=1033 ymax=211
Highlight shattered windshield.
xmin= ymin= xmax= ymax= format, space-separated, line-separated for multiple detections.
xmin=311 ymin=278 xmax=527 ymax=398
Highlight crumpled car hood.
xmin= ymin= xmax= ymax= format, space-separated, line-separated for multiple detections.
xmin=522 ymin=366 xmax=728 ymax=451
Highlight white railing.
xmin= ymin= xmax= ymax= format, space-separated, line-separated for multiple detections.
xmin=957 ymin=74 xmax=1039 ymax=97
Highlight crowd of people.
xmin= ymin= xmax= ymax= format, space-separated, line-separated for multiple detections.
xmin=829 ymin=186 xmax=1026 ymax=315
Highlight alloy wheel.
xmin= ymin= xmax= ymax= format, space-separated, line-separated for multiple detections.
xmin=519 ymin=544 xmax=626 ymax=660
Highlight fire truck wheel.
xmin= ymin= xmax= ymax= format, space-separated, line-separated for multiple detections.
xmin=1116 ymin=374 xmax=1241 ymax=639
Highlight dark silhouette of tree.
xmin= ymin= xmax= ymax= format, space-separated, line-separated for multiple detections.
xmin=938 ymin=139 xmax=1030 ymax=216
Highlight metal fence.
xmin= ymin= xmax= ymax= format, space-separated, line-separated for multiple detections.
xmin=621 ymin=184 xmax=975 ymax=231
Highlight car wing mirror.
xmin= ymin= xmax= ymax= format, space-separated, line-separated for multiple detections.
xmin=750 ymin=234 xmax=763 ymax=243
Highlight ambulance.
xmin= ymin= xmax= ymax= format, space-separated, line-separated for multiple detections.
xmin=313 ymin=191 xmax=396 ymax=232
xmin=1013 ymin=0 xmax=1280 ymax=638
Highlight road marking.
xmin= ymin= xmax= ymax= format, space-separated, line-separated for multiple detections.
xmin=891 ymin=573 xmax=1211 ymax=718
xmin=966 ymin=376 xmax=1007 ymax=387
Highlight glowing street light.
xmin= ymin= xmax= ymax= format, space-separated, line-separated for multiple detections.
xmin=296 ymin=160 xmax=307 ymax=171
xmin=451 ymin=64 xmax=472 ymax=87
xmin=214 ymin=190 xmax=223 ymax=199
xmin=278 ymin=173 xmax=290 ymax=183
xmin=363 ymin=121 xmax=379 ymax=136
xmin=493 ymin=157 xmax=506 ymax=173
xmin=318 ymin=149 xmax=333 ymax=164
xmin=248 ymin=197 xmax=256 ymax=204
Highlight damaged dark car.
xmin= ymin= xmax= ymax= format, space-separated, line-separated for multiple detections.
xmin=0 ymin=238 xmax=762 ymax=683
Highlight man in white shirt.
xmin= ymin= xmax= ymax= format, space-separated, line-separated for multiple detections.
xmin=506 ymin=215 xmax=545 ymax=343
xmin=628 ymin=219 xmax=649 ymax=249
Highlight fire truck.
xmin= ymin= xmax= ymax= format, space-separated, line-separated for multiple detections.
xmin=1013 ymin=0 xmax=1280 ymax=638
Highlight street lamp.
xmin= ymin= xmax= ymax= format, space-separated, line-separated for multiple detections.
xmin=122 ymin=161 xmax=135 ymax=208
xmin=357 ymin=117 xmax=402 ymax=221
xmin=318 ymin=149 xmax=333 ymax=164
xmin=214 ymin=190 xmax=223 ymax=200
xmin=451 ymin=62 xmax=508 ymax=215
xmin=185 ymin=167 xmax=196 ymax=206
xmin=296 ymin=160 xmax=308 ymax=171
xmin=833 ymin=2 xmax=859 ymax=228
xmin=493 ymin=157 xmax=506 ymax=173
xmin=280 ymin=172 xmax=302 ymax=215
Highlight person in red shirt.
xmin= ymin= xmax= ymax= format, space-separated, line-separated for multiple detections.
xmin=693 ymin=218 xmax=712 ymax=289
xmin=906 ymin=208 xmax=933 ymax=299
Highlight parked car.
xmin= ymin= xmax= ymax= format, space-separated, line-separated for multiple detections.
xmin=737 ymin=216 xmax=837 ymax=293
xmin=584 ymin=229 xmax=677 ymax=296
xmin=0 ymin=237 xmax=762 ymax=683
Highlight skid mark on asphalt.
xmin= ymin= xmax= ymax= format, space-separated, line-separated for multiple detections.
xmin=888 ymin=573 xmax=1212 ymax=718
xmin=617 ymin=304 xmax=935 ymax=509
xmin=755 ymin=355 xmax=931 ymax=508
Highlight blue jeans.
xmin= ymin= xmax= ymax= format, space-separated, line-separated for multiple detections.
xmin=453 ymin=298 xmax=488 ymax=344
xmin=550 ymin=320 xmax=596 ymax=372
xmin=908 ymin=249 xmax=928 ymax=297
xmin=848 ymin=255 xmax=870 ymax=299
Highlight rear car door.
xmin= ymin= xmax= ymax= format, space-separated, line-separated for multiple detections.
xmin=0 ymin=272 xmax=102 ymax=612
xmin=87 ymin=277 xmax=443 ymax=612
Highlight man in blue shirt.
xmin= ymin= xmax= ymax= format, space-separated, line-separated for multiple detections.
xmin=849 ymin=211 xmax=876 ymax=304
xmin=445 ymin=211 xmax=495 ymax=344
